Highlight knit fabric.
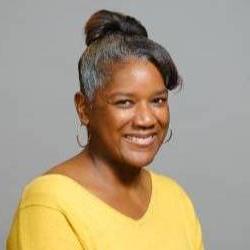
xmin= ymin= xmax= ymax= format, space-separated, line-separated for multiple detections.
xmin=7 ymin=170 xmax=204 ymax=250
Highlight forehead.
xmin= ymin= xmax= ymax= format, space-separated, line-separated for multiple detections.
xmin=103 ymin=58 xmax=166 ymax=94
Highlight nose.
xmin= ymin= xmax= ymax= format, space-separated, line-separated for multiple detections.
xmin=132 ymin=102 xmax=156 ymax=129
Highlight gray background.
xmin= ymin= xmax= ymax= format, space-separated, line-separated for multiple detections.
xmin=1 ymin=0 xmax=249 ymax=249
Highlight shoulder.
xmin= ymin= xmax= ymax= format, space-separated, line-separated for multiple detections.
xmin=151 ymin=169 xmax=188 ymax=196
xmin=19 ymin=173 xmax=80 ymax=210
xmin=8 ymin=174 xmax=86 ymax=250
xmin=151 ymin=170 xmax=197 ymax=213
xmin=19 ymin=154 xmax=88 ymax=208
xmin=150 ymin=171 xmax=204 ymax=249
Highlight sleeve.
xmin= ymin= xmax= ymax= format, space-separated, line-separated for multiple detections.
xmin=192 ymin=211 xmax=204 ymax=250
xmin=7 ymin=205 xmax=84 ymax=250
xmin=196 ymin=215 xmax=204 ymax=250
xmin=177 ymin=185 xmax=205 ymax=250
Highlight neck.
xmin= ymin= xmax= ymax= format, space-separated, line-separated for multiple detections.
xmin=81 ymin=147 xmax=146 ymax=190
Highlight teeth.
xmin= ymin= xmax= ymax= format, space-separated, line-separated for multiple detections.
xmin=125 ymin=135 xmax=155 ymax=145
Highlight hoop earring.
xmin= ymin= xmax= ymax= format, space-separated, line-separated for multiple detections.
xmin=164 ymin=128 xmax=173 ymax=144
xmin=76 ymin=123 xmax=88 ymax=148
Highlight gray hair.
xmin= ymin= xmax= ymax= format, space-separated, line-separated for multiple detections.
xmin=78 ymin=10 xmax=182 ymax=102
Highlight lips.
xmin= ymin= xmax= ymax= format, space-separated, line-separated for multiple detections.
xmin=123 ymin=133 xmax=157 ymax=146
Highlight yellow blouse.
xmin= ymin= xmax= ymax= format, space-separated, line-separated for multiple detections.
xmin=7 ymin=170 xmax=204 ymax=250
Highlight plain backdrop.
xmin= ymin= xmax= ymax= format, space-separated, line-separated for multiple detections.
xmin=1 ymin=0 xmax=249 ymax=249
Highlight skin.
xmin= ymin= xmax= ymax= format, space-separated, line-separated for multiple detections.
xmin=44 ymin=58 xmax=170 ymax=220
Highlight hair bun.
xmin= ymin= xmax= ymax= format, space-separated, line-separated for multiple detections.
xmin=84 ymin=9 xmax=148 ymax=46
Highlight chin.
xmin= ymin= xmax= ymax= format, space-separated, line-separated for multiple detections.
xmin=123 ymin=153 xmax=156 ymax=169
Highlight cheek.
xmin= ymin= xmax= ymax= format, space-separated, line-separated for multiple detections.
xmin=156 ymin=106 xmax=170 ymax=128
xmin=112 ymin=110 xmax=133 ymax=126
xmin=93 ymin=107 xmax=132 ymax=133
xmin=107 ymin=113 xmax=133 ymax=141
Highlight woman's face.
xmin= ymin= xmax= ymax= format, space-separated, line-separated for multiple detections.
xmin=85 ymin=59 xmax=170 ymax=169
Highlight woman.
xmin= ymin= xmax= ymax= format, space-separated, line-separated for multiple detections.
xmin=7 ymin=10 xmax=204 ymax=250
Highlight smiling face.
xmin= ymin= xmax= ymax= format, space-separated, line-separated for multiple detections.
xmin=79 ymin=58 xmax=170 ymax=169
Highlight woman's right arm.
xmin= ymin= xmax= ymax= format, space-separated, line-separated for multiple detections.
xmin=7 ymin=205 xmax=84 ymax=250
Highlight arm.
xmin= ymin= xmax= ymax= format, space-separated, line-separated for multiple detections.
xmin=179 ymin=189 xmax=205 ymax=250
xmin=7 ymin=205 xmax=84 ymax=250
xmin=193 ymin=211 xmax=204 ymax=250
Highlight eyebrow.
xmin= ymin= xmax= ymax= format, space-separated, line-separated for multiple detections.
xmin=107 ymin=88 xmax=168 ymax=98
xmin=154 ymin=88 xmax=168 ymax=95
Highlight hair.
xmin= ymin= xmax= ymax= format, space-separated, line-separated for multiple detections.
xmin=78 ymin=9 xmax=182 ymax=102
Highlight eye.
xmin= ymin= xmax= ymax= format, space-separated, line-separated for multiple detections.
xmin=115 ymin=99 xmax=134 ymax=109
xmin=152 ymin=97 xmax=167 ymax=106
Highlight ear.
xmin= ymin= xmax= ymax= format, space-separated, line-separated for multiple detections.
xmin=74 ymin=91 xmax=90 ymax=126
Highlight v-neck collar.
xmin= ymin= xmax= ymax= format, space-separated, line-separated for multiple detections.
xmin=40 ymin=170 xmax=156 ymax=226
